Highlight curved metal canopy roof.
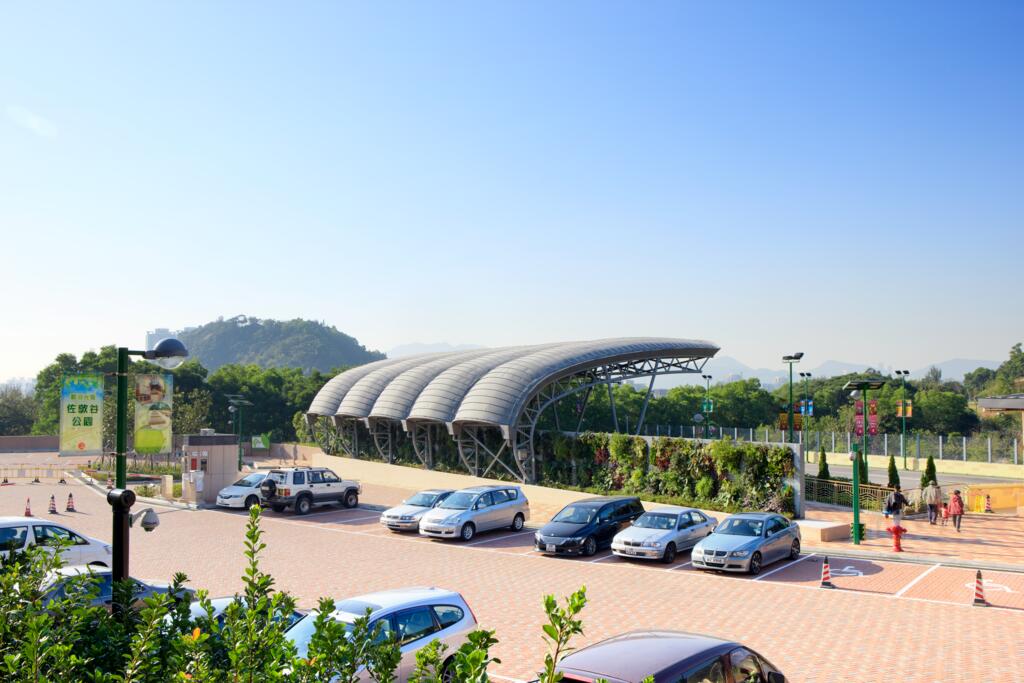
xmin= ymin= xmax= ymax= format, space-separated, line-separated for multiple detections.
xmin=308 ymin=337 xmax=719 ymax=431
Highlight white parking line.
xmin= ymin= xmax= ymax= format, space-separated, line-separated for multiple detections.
xmin=753 ymin=553 xmax=817 ymax=581
xmin=334 ymin=514 xmax=384 ymax=523
xmin=465 ymin=529 xmax=535 ymax=547
xmin=894 ymin=563 xmax=941 ymax=597
xmin=588 ymin=553 xmax=615 ymax=563
xmin=665 ymin=561 xmax=692 ymax=572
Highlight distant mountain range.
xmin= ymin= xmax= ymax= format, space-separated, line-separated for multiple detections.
xmin=176 ymin=316 xmax=385 ymax=372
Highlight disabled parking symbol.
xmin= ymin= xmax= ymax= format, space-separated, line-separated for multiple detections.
xmin=831 ymin=565 xmax=864 ymax=577
xmin=963 ymin=579 xmax=1014 ymax=593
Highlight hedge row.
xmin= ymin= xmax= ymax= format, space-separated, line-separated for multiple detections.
xmin=536 ymin=432 xmax=796 ymax=514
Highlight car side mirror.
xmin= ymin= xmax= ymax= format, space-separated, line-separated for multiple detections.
xmin=768 ymin=672 xmax=785 ymax=683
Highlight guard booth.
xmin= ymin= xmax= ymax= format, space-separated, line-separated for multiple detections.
xmin=181 ymin=432 xmax=242 ymax=506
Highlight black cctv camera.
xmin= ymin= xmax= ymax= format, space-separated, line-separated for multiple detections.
xmin=107 ymin=488 xmax=136 ymax=510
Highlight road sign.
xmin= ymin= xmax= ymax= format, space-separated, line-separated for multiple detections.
xmin=701 ymin=398 xmax=715 ymax=413
xmin=693 ymin=413 xmax=705 ymax=423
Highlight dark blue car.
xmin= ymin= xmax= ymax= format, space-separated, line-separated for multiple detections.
xmin=535 ymin=496 xmax=644 ymax=557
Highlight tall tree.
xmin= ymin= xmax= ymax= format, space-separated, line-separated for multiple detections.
xmin=0 ymin=386 xmax=37 ymax=435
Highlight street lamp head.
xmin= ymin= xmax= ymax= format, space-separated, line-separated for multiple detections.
xmin=145 ymin=338 xmax=189 ymax=369
xmin=228 ymin=405 xmax=237 ymax=413
xmin=782 ymin=352 xmax=804 ymax=363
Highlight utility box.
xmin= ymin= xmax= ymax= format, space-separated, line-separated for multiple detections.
xmin=181 ymin=434 xmax=242 ymax=506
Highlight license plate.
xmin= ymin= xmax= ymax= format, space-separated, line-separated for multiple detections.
xmin=546 ymin=544 xmax=556 ymax=552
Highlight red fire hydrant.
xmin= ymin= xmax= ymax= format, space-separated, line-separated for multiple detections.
xmin=887 ymin=524 xmax=906 ymax=552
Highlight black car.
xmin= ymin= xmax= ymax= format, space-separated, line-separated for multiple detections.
xmin=556 ymin=630 xmax=785 ymax=683
xmin=535 ymin=496 xmax=644 ymax=557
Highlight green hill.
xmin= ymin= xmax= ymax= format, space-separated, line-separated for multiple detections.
xmin=178 ymin=316 xmax=385 ymax=372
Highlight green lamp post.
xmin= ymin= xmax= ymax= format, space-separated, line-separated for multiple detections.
xmin=895 ymin=369 xmax=910 ymax=469
xmin=843 ymin=378 xmax=886 ymax=545
xmin=782 ymin=353 xmax=804 ymax=443
xmin=799 ymin=371 xmax=812 ymax=456
xmin=226 ymin=394 xmax=253 ymax=471
xmin=110 ymin=338 xmax=188 ymax=584
xmin=701 ymin=374 xmax=713 ymax=438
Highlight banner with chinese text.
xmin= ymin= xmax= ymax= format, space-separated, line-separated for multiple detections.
xmin=854 ymin=400 xmax=864 ymax=436
xmin=868 ymin=399 xmax=879 ymax=435
xmin=134 ymin=374 xmax=173 ymax=454
xmin=59 ymin=374 xmax=104 ymax=455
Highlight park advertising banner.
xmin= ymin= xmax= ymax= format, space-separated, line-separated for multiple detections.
xmin=854 ymin=400 xmax=864 ymax=436
xmin=134 ymin=374 xmax=173 ymax=454
xmin=868 ymin=399 xmax=879 ymax=435
xmin=59 ymin=374 xmax=104 ymax=455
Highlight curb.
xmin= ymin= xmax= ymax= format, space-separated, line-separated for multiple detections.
xmin=70 ymin=470 xmax=197 ymax=511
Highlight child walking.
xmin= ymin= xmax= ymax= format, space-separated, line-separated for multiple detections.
xmin=940 ymin=501 xmax=949 ymax=526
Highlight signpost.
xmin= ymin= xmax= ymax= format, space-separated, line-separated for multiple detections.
xmin=59 ymin=374 xmax=104 ymax=456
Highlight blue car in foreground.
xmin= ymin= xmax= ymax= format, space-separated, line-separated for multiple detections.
xmin=691 ymin=512 xmax=800 ymax=575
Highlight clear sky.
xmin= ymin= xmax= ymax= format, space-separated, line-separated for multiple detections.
xmin=2 ymin=2 xmax=1021 ymax=380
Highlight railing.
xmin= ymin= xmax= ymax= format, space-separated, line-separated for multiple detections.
xmin=804 ymin=475 xmax=895 ymax=512
xmin=637 ymin=424 xmax=1021 ymax=465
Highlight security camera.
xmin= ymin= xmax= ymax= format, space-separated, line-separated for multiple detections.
xmin=131 ymin=508 xmax=161 ymax=533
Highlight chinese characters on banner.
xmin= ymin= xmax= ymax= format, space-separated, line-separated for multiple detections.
xmin=59 ymin=374 xmax=104 ymax=455
xmin=854 ymin=400 xmax=864 ymax=436
xmin=777 ymin=412 xmax=803 ymax=431
xmin=868 ymin=399 xmax=879 ymax=435
xmin=134 ymin=374 xmax=173 ymax=454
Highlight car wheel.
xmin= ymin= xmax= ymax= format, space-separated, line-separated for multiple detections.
xmin=295 ymin=495 xmax=312 ymax=515
xmin=789 ymin=539 xmax=801 ymax=560
xmin=271 ymin=504 xmax=286 ymax=513
xmin=582 ymin=536 xmax=597 ymax=557
xmin=749 ymin=552 xmax=762 ymax=575
xmin=661 ymin=542 xmax=677 ymax=564
xmin=440 ymin=656 xmax=456 ymax=683
xmin=510 ymin=513 xmax=525 ymax=531
xmin=460 ymin=523 xmax=476 ymax=542
xmin=343 ymin=490 xmax=359 ymax=509
xmin=244 ymin=495 xmax=259 ymax=510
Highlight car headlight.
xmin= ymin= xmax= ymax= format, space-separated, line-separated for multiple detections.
xmin=445 ymin=516 xmax=461 ymax=525
xmin=730 ymin=550 xmax=750 ymax=558
xmin=104 ymin=545 xmax=112 ymax=555
xmin=642 ymin=541 xmax=662 ymax=548
xmin=400 ymin=516 xmax=413 ymax=522
xmin=534 ymin=531 xmax=542 ymax=541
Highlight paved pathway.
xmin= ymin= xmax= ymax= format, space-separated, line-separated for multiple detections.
xmin=3 ymin=476 xmax=1023 ymax=682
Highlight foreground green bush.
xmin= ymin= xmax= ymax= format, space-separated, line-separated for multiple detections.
xmin=0 ymin=507 xmax=597 ymax=682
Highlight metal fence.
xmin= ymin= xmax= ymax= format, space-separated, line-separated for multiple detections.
xmin=804 ymin=476 xmax=894 ymax=511
xmin=633 ymin=424 xmax=1022 ymax=464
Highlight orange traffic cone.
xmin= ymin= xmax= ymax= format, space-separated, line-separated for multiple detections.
xmin=48 ymin=495 xmax=58 ymax=514
xmin=24 ymin=498 xmax=31 ymax=516
xmin=59 ymin=477 xmax=67 ymax=485
xmin=66 ymin=493 xmax=76 ymax=512
xmin=984 ymin=495 xmax=993 ymax=514
xmin=106 ymin=476 xmax=113 ymax=490
xmin=820 ymin=556 xmax=835 ymax=589
xmin=973 ymin=570 xmax=988 ymax=607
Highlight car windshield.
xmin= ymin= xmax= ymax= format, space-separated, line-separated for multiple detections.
xmin=552 ymin=505 xmax=595 ymax=524
xmin=233 ymin=473 xmax=265 ymax=487
xmin=404 ymin=492 xmax=440 ymax=507
xmin=716 ymin=518 xmax=763 ymax=536
xmin=633 ymin=513 xmax=677 ymax=530
xmin=440 ymin=492 xmax=476 ymax=510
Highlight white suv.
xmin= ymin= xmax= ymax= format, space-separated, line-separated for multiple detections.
xmin=259 ymin=467 xmax=361 ymax=515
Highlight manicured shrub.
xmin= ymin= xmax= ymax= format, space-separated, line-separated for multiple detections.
xmin=817 ymin=447 xmax=830 ymax=479
xmin=887 ymin=454 xmax=900 ymax=488
xmin=920 ymin=454 xmax=937 ymax=489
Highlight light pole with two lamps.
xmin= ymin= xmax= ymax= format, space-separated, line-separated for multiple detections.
xmin=108 ymin=338 xmax=188 ymax=588
xmin=799 ymin=371 xmax=812 ymax=455
xmin=225 ymin=394 xmax=253 ymax=471
xmin=782 ymin=353 xmax=804 ymax=443
xmin=842 ymin=378 xmax=886 ymax=545
xmin=894 ymin=369 xmax=910 ymax=469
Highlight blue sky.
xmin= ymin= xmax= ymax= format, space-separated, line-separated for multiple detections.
xmin=2 ymin=2 xmax=1021 ymax=380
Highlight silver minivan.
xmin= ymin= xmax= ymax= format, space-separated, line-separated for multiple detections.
xmin=418 ymin=485 xmax=530 ymax=541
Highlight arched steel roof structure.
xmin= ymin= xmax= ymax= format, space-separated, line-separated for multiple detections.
xmin=308 ymin=337 xmax=719 ymax=482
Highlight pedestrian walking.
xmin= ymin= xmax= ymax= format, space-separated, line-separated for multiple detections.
xmin=922 ymin=480 xmax=943 ymax=525
xmin=947 ymin=490 xmax=965 ymax=532
xmin=884 ymin=485 xmax=909 ymax=528
xmin=940 ymin=501 xmax=949 ymax=526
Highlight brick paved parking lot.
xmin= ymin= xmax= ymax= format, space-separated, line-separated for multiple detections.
xmin=4 ymin=478 xmax=1024 ymax=682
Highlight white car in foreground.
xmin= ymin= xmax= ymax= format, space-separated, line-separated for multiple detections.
xmin=611 ymin=506 xmax=717 ymax=563
xmin=216 ymin=472 xmax=269 ymax=509
xmin=0 ymin=516 xmax=111 ymax=567
xmin=286 ymin=587 xmax=477 ymax=681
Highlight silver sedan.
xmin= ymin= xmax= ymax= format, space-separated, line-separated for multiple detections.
xmin=379 ymin=489 xmax=454 ymax=532
xmin=691 ymin=512 xmax=800 ymax=575
xmin=611 ymin=506 xmax=717 ymax=563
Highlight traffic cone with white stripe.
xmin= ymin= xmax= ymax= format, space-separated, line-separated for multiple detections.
xmin=48 ymin=495 xmax=58 ymax=514
xmin=66 ymin=493 xmax=76 ymax=512
xmin=984 ymin=495 xmax=993 ymax=514
xmin=24 ymin=498 xmax=31 ymax=516
xmin=106 ymin=476 xmax=113 ymax=490
xmin=820 ymin=556 xmax=835 ymax=589
xmin=973 ymin=570 xmax=988 ymax=607
xmin=1 ymin=476 xmax=9 ymax=485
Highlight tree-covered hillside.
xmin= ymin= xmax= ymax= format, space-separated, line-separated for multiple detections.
xmin=178 ymin=316 xmax=385 ymax=372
